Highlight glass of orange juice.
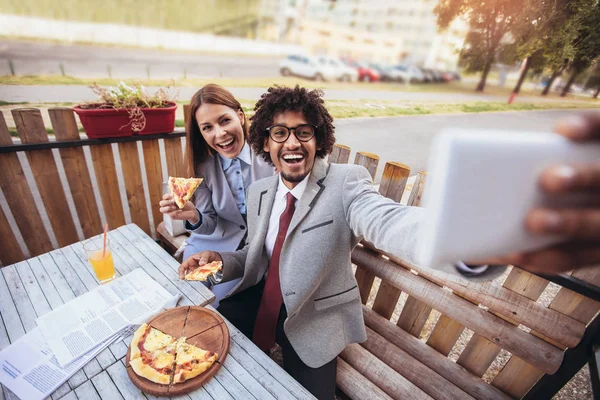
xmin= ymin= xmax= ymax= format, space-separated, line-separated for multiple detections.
xmin=83 ymin=239 xmax=115 ymax=284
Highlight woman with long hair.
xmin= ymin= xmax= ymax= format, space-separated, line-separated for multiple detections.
xmin=160 ymin=84 xmax=274 ymax=306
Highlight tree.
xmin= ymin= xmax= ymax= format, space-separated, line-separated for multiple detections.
xmin=435 ymin=0 xmax=522 ymax=92
xmin=508 ymin=0 xmax=593 ymax=95
xmin=583 ymin=62 xmax=600 ymax=98
xmin=561 ymin=2 xmax=600 ymax=96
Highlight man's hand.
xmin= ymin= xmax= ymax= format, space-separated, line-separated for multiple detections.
xmin=504 ymin=113 xmax=600 ymax=274
xmin=159 ymin=193 xmax=199 ymax=224
xmin=179 ymin=251 xmax=223 ymax=279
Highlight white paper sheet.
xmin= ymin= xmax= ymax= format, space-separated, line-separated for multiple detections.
xmin=36 ymin=268 xmax=175 ymax=367
xmin=0 ymin=327 xmax=118 ymax=400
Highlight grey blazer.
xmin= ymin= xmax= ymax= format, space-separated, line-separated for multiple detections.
xmin=220 ymin=158 xmax=505 ymax=368
xmin=185 ymin=149 xmax=274 ymax=253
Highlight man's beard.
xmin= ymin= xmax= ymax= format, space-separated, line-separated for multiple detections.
xmin=281 ymin=171 xmax=308 ymax=183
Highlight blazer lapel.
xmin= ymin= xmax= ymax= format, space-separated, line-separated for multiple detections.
xmin=287 ymin=158 xmax=329 ymax=235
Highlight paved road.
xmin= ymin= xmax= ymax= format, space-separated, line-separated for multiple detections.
xmin=2 ymin=84 xmax=589 ymax=104
xmin=334 ymin=110 xmax=579 ymax=182
xmin=0 ymin=39 xmax=281 ymax=79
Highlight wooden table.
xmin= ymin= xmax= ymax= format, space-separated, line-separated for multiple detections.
xmin=0 ymin=224 xmax=315 ymax=400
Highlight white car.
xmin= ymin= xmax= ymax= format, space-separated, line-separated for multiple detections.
xmin=390 ymin=65 xmax=425 ymax=83
xmin=279 ymin=55 xmax=329 ymax=81
xmin=317 ymin=56 xmax=358 ymax=82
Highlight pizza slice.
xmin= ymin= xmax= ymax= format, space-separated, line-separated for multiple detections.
xmin=168 ymin=176 xmax=203 ymax=209
xmin=184 ymin=261 xmax=223 ymax=281
xmin=130 ymin=323 xmax=177 ymax=361
xmin=173 ymin=340 xmax=218 ymax=383
xmin=129 ymin=339 xmax=180 ymax=385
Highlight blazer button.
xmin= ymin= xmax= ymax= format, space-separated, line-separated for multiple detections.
xmin=240 ymin=225 xmax=245 ymax=230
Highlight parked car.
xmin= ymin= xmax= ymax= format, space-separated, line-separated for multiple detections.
xmin=280 ymin=54 xmax=333 ymax=81
xmin=317 ymin=56 xmax=359 ymax=82
xmin=341 ymin=58 xmax=380 ymax=82
xmin=389 ymin=65 xmax=424 ymax=83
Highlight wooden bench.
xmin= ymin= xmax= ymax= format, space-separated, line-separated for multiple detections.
xmin=329 ymin=152 xmax=600 ymax=400
xmin=1 ymin=107 xmax=598 ymax=399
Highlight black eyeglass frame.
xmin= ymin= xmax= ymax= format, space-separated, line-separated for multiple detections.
xmin=265 ymin=123 xmax=318 ymax=143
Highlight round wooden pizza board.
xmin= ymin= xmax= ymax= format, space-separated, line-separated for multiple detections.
xmin=125 ymin=305 xmax=229 ymax=397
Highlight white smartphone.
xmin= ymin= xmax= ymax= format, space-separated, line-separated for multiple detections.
xmin=418 ymin=129 xmax=599 ymax=269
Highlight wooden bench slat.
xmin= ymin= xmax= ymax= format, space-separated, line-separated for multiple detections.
xmin=328 ymin=143 xmax=351 ymax=164
xmin=118 ymin=141 xmax=151 ymax=235
xmin=341 ymin=343 xmax=434 ymax=400
xmin=336 ymin=358 xmax=394 ymax=400
xmin=456 ymin=335 xmax=502 ymax=377
xmin=164 ymin=136 xmax=185 ymax=177
xmin=426 ymin=314 xmax=465 ymax=356
xmin=364 ymin=307 xmax=512 ymax=400
xmin=491 ymin=266 xmax=600 ymax=396
xmin=142 ymin=139 xmax=164 ymax=234
xmin=90 ymin=144 xmax=126 ymax=228
xmin=372 ymin=162 xmax=409 ymax=319
xmin=549 ymin=266 xmax=600 ymax=323
xmin=0 ymin=114 xmax=52 ymax=257
xmin=0 ymin=205 xmax=24 ymax=265
xmin=353 ymin=152 xmax=380 ymax=304
xmin=13 ymin=108 xmax=79 ymax=247
xmin=352 ymin=247 xmax=564 ymax=375
xmin=363 ymin=328 xmax=474 ymax=400
xmin=407 ymin=171 xmax=426 ymax=207
xmin=49 ymin=108 xmax=103 ymax=238
xmin=396 ymin=297 xmax=432 ymax=337
xmin=390 ymin=258 xmax=585 ymax=348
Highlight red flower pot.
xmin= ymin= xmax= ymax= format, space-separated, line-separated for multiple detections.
xmin=74 ymin=102 xmax=177 ymax=138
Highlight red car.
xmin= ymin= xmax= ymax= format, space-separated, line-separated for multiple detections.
xmin=341 ymin=58 xmax=380 ymax=82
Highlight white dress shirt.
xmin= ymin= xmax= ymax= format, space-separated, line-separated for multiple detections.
xmin=264 ymin=174 xmax=310 ymax=258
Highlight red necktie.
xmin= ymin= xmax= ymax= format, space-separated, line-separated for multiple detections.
xmin=253 ymin=192 xmax=296 ymax=351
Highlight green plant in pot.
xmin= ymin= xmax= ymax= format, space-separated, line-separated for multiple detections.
xmin=74 ymin=82 xmax=178 ymax=138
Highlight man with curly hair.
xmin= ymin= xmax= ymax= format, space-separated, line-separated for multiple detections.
xmin=179 ymin=85 xmax=507 ymax=398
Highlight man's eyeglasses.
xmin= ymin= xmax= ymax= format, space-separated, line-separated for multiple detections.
xmin=266 ymin=124 xmax=317 ymax=143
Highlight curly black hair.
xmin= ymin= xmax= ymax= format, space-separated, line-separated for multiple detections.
xmin=248 ymin=85 xmax=335 ymax=164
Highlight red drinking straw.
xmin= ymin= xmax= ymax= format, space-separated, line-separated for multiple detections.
xmin=102 ymin=223 xmax=108 ymax=258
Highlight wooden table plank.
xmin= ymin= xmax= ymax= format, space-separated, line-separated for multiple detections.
xmin=15 ymin=261 xmax=52 ymax=317
xmin=2 ymin=387 xmax=20 ymax=400
xmin=121 ymin=224 xmax=214 ymax=304
xmin=57 ymin=390 xmax=78 ymax=400
xmin=75 ymin=381 xmax=102 ymax=400
xmin=51 ymin=382 xmax=72 ymax=400
xmin=221 ymin=352 xmax=276 ymax=400
xmin=117 ymin=224 xmax=213 ymax=305
xmin=91 ymin=370 xmax=125 ymax=400
xmin=59 ymin=244 xmax=104 ymax=290
xmin=2 ymin=266 xmax=37 ymax=332
xmin=202 ymin=377 xmax=235 ymax=400
xmin=186 ymin=386 xmax=215 ymax=400
xmin=227 ymin=341 xmax=295 ymax=400
xmin=38 ymin=252 xmax=79 ymax=301
xmin=211 ymin=306 xmax=315 ymax=400
xmin=17 ymin=254 xmax=103 ymax=392
xmin=106 ymin=360 xmax=146 ymax=400
xmin=26 ymin=257 xmax=64 ymax=310
xmin=211 ymin=360 xmax=257 ymax=399
xmin=0 ymin=268 xmax=26 ymax=344
xmin=109 ymin=228 xmax=200 ymax=306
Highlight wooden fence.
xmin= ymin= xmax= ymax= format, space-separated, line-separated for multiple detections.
xmin=1 ymin=106 xmax=599 ymax=399
xmin=0 ymin=107 xmax=187 ymax=266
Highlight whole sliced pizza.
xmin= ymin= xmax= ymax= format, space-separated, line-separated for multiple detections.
xmin=169 ymin=176 xmax=203 ymax=209
xmin=129 ymin=323 xmax=218 ymax=385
